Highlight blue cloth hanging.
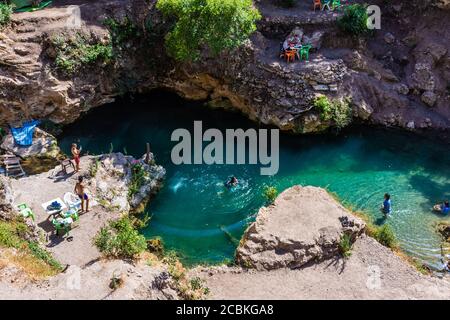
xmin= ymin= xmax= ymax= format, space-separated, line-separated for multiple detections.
xmin=10 ymin=120 xmax=40 ymax=147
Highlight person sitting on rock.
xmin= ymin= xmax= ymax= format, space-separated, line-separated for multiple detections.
xmin=380 ymin=193 xmax=391 ymax=216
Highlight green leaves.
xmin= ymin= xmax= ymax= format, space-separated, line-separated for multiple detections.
xmin=157 ymin=0 xmax=261 ymax=61
xmin=338 ymin=4 xmax=372 ymax=36
xmin=94 ymin=217 xmax=147 ymax=259
xmin=52 ymin=34 xmax=113 ymax=75
xmin=0 ymin=3 xmax=13 ymax=28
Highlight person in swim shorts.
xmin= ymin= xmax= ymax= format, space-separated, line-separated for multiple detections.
xmin=71 ymin=143 xmax=81 ymax=172
xmin=74 ymin=176 xmax=89 ymax=212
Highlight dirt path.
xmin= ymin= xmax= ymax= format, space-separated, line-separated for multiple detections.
xmin=194 ymin=235 xmax=450 ymax=300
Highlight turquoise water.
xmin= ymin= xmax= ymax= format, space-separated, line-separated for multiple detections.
xmin=59 ymin=91 xmax=450 ymax=267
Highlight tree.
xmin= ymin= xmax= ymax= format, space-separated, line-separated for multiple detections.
xmin=157 ymin=0 xmax=261 ymax=61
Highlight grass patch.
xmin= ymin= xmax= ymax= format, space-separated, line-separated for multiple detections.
xmin=0 ymin=3 xmax=12 ymax=28
xmin=0 ymin=219 xmax=62 ymax=278
xmin=52 ymin=33 xmax=113 ymax=75
xmin=339 ymin=233 xmax=352 ymax=258
xmin=162 ymin=250 xmax=209 ymax=300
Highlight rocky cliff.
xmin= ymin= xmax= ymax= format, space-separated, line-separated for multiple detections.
xmin=236 ymin=186 xmax=366 ymax=270
xmin=0 ymin=0 xmax=449 ymax=136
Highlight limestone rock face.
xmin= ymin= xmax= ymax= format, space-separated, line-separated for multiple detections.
xmin=89 ymin=153 xmax=165 ymax=213
xmin=236 ymin=186 xmax=365 ymax=270
xmin=0 ymin=176 xmax=14 ymax=220
xmin=1 ymin=128 xmax=60 ymax=159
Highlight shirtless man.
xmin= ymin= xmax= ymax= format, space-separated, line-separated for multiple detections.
xmin=74 ymin=176 xmax=89 ymax=212
xmin=71 ymin=143 xmax=81 ymax=172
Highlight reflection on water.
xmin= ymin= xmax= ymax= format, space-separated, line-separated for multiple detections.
xmin=59 ymin=91 xmax=450 ymax=267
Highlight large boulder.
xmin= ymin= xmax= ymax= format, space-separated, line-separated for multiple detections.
xmin=89 ymin=152 xmax=165 ymax=213
xmin=0 ymin=128 xmax=61 ymax=160
xmin=236 ymin=186 xmax=365 ymax=270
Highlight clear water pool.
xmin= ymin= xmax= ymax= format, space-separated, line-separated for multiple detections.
xmin=59 ymin=91 xmax=450 ymax=267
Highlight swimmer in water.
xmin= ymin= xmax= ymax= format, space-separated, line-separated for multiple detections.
xmin=225 ymin=176 xmax=239 ymax=188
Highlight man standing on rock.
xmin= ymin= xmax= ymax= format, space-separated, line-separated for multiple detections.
xmin=74 ymin=176 xmax=89 ymax=213
xmin=71 ymin=143 xmax=81 ymax=172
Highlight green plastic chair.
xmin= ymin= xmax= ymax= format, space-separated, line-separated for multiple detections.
xmin=52 ymin=219 xmax=70 ymax=236
xmin=61 ymin=209 xmax=79 ymax=221
xmin=332 ymin=0 xmax=341 ymax=10
xmin=17 ymin=203 xmax=35 ymax=221
xmin=300 ymin=44 xmax=312 ymax=61
xmin=322 ymin=0 xmax=331 ymax=10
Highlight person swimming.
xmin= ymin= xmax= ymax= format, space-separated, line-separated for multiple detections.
xmin=380 ymin=193 xmax=391 ymax=216
xmin=225 ymin=176 xmax=238 ymax=188
xmin=434 ymin=200 xmax=450 ymax=215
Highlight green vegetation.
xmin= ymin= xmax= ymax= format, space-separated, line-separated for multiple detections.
xmin=263 ymin=185 xmax=278 ymax=204
xmin=162 ymin=250 xmax=210 ymax=299
xmin=156 ymin=0 xmax=261 ymax=61
xmin=339 ymin=233 xmax=352 ymax=258
xmin=147 ymin=236 xmax=164 ymax=257
xmin=0 ymin=3 xmax=12 ymax=28
xmin=371 ymin=224 xmax=397 ymax=249
xmin=313 ymin=95 xmax=352 ymax=130
xmin=103 ymin=17 xmax=139 ymax=49
xmin=128 ymin=163 xmax=148 ymax=199
xmin=338 ymin=4 xmax=371 ymax=36
xmin=89 ymin=159 xmax=100 ymax=178
xmin=0 ymin=218 xmax=62 ymax=277
xmin=52 ymin=34 xmax=113 ymax=75
xmin=94 ymin=216 xmax=147 ymax=259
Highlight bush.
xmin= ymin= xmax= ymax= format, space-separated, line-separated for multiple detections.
xmin=94 ymin=217 xmax=147 ymax=259
xmin=263 ymin=185 xmax=278 ymax=204
xmin=128 ymin=163 xmax=148 ymax=199
xmin=338 ymin=4 xmax=371 ymax=36
xmin=156 ymin=0 xmax=261 ymax=61
xmin=339 ymin=233 xmax=352 ymax=258
xmin=313 ymin=95 xmax=352 ymax=130
xmin=373 ymin=224 xmax=397 ymax=248
xmin=52 ymin=34 xmax=113 ymax=75
xmin=313 ymin=95 xmax=332 ymax=121
xmin=0 ymin=3 xmax=12 ymax=28
xmin=103 ymin=17 xmax=139 ymax=48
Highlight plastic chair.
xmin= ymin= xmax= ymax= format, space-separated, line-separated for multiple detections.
xmin=285 ymin=49 xmax=297 ymax=63
xmin=64 ymin=192 xmax=81 ymax=212
xmin=331 ymin=0 xmax=341 ymax=10
xmin=52 ymin=218 xmax=72 ymax=236
xmin=313 ymin=0 xmax=322 ymax=11
xmin=300 ymin=44 xmax=312 ymax=61
xmin=17 ymin=203 xmax=35 ymax=221
xmin=322 ymin=0 xmax=331 ymax=10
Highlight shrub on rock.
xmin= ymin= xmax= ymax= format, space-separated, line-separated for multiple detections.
xmin=156 ymin=0 xmax=261 ymax=61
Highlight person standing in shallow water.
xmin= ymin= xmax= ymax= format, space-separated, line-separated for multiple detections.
xmin=380 ymin=193 xmax=391 ymax=216
xmin=71 ymin=143 xmax=81 ymax=172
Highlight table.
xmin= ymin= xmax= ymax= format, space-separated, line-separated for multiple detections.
xmin=41 ymin=198 xmax=67 ymax=216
